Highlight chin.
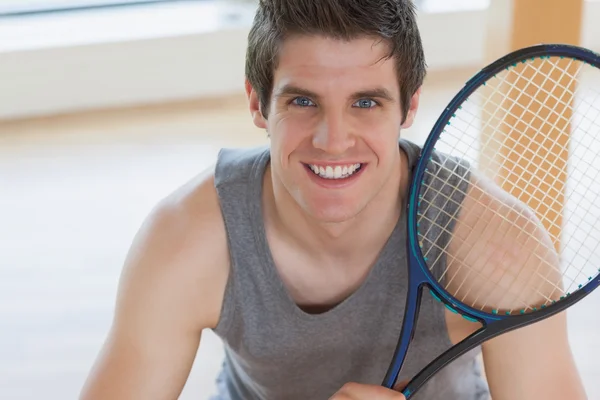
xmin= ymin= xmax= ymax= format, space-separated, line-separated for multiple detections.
xmin=301 ymin=200 xmax=366 ymax=224
xmin=293 ymin=181 xmax=376 ymax=225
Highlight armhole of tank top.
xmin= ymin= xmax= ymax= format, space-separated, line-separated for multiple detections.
xmin=212 ymin=254 xmax=236 ymax=337
xmin=211 ymin=147 xmax=269 ymax=338
xmin=211 ymin=152 xmax=239 ymax=338
xmin=211 ymin=178 xmax=248 ymax=338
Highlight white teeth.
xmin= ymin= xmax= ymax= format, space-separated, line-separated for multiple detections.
xmin=308 ymin=163 xmax=362 ymax=179
xmin=325 ymin=166 xmax=333 ymax=178
xmin=333 ymin=166 xmax=342 ymax=178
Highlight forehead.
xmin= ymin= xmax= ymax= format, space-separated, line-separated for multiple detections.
xmin=273 ymin=35 xmax=399 ymax=95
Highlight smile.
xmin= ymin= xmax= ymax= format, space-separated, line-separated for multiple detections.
xmin=306 ymin=163 xmax=363 ymax=180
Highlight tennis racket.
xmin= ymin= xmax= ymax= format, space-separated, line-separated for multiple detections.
xmin=382 ymin=43 xmax=600 ymax=398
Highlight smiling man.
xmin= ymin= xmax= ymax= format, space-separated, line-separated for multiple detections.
xmin=79 ymin=1 xmax=586 ymax=400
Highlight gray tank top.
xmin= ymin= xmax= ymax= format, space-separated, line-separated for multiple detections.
xmin=210 ymin=139 xmax=490 ymax=400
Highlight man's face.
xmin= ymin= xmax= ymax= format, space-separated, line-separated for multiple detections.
xmin=247 ymin=35 xmax=420 ymax=224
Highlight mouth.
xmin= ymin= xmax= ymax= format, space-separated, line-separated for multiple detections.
xmin=304 ymin=163 xmax=364 ymax=180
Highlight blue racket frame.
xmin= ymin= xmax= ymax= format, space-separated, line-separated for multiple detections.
xmin=382 ymin=43 xmax=600 ymax=397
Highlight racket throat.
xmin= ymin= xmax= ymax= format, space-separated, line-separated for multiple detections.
xmin=400 ymin=325 xmax=488 ymax=397
xmin=381 ymin=283 xmax=425 ymax=389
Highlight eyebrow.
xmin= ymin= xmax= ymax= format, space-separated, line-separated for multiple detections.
xmin=274 ymin=84 xmax=396 ymax=103
xmin=275 ymin=85 xmax=321 ymax=101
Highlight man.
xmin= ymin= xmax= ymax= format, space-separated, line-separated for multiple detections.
xmin=79 ymin=0 xmax=587 ymax=399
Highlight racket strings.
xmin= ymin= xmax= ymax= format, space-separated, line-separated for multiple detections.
xmin=456 ymin=60 xmax=581 ymax=207
xmin=472 ymin=63 xmax=589 ymax=205
xmin=416 ymin=179 xmax=545 ymax=312
xmin=436 ymin=119 xmax=600 ymax=268
xmin=486 ymin=61 xmax=600 ymax=302
xmin=474 ymin=113 xmax=597 ymax=304
xmin=415 ymin=54 xmax=600 ymax=314
xmin=474 ymin=59 xmax=578 ymax=149
xmin=418 ymin=170 xmax=565 ymax=312
xmin=419 ymin=196 xmax=561 ymax=313
xmin=456 ymin=57 xmax=581 ymax=171
xmin=455 ymin=57 xmax=579 ymax=159
xmin=442 ymin=115 xmax=570 ymax=249
xmin=417 ymin=153 xmax=594 ymax=276
xmin=420 ymin=174 xmax=569 ymax=315
xmin=468 ymin=61 xmax=600 ymax=290
xmin=446 ymin=57 xmax=596 ymax=234
xmin=416 ymin=204 xmax=560 ymax=309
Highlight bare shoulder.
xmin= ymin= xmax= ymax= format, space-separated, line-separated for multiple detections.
xmin=444 ymin=168 xmax=562 ymax=339
xmin=79 ymin=165 xmax=231 ymax=400
xmin=116 ymin=164 xmax=230 ymax=332
xmin=442 ymin=168 xmax=559 ymax=310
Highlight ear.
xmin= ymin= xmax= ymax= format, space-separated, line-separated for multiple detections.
xmin=245 ymin=78 xmax=268 ymax=129
xmin=400 ymin=86 xmax=422 ymax=129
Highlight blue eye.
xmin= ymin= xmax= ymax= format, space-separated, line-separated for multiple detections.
xmin=354 ymin=99 xmax=377 ymax=108
xmin=292 ymin=97 xmax=315 ymax=107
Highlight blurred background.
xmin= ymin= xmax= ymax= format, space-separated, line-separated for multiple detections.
xmin=1 ymin=0 xmax=599 ymax=399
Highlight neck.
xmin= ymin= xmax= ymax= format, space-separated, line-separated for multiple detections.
xmin=264 ymin=153 xmax=407 ymax=263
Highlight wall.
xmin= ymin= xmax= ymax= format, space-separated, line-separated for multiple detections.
xmin=1 ymin=0 xmax=599 ymax=121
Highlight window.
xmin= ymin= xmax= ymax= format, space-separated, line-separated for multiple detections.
xmin=0 ymin=0 xmax=177 ymax=16
xmin=0 ymin=0 xmax=495 ymax=17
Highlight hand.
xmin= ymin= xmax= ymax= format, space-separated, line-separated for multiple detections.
xmin=328 ymin=382 xmax=406 ymax=399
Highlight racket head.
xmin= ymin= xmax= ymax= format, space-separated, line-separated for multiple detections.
xmin=389 ymin=43 xmax=600 ymax=396
xmin=408 ymin=43 xmax=600 ymax=323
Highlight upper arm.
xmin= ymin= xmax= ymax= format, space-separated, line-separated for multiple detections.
xmin=79 ymin=170 xmax=230 ymax=400
xmin=481 ymin=311 xmax=586 ymax=399
xmin=444 ymin=171 xmax=586 ymax=399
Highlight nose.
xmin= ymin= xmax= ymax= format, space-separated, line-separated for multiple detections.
xmin=312 ymin=110 xmax=356 ymax=155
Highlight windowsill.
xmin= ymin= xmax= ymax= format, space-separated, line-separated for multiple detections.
xmin=1 ymin=0 xmax=599 ymax=121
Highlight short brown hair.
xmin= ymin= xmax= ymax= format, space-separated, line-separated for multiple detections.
xmin=245 ymin=0 xmax=426 ymax=123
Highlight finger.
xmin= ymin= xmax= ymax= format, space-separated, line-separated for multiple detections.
xmin=329 ymin=382 xmax=406 ymax=399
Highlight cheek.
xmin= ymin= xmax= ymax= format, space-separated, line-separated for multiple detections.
xmin=270 ymin=114 xmax=317 ymax=164
xmin=354 ymin=120 xmax=401 ymax=170
xmin=357 ymin=112 xmax=401 ymax=149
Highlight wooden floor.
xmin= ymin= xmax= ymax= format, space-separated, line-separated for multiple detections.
xmin=1 ymin=69 xmax=599 ymax=399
